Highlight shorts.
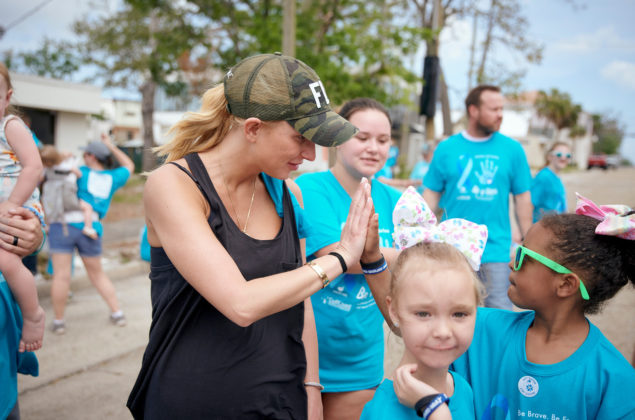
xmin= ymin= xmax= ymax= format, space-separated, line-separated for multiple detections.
xmin=48 ymin=223 xmax=102 ymax=257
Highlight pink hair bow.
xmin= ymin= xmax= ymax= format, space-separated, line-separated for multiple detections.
xmin=575 ymin=193 xmax=635 ymax=240
xmin=392 ymin=187 xmax=488 ymax=271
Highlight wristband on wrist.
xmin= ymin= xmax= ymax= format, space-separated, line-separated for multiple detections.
xmin=415 ymin=393 xmax=449 ymax=419
xmin=360 ymin=254 xmax=387 ymax=275
xmin=304 ymin=381 xmax=325 ymax=391
xmin=328 ymin=251 xmax=348 ymax=273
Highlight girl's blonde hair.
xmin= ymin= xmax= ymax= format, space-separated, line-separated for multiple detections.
xmin=390 ymin=242 xmax=485 ymax=306
xmin=0 ymin=62 xmax=17 ymax=117
xmin=155 ymin=84 xmax=242 ymax=162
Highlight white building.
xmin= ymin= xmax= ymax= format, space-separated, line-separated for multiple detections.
xmin=10 ymin=72 xmax=102 ymax=153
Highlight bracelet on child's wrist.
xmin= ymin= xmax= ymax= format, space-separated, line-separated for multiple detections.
xmin=415 ymin=393 xmax=449 ymax=419
xmin=360 ymin=254 xmax=387 ymax=275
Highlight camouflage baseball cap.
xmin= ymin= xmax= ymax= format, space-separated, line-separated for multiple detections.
xmin=224 ymin=53 xmax=358 ymax=147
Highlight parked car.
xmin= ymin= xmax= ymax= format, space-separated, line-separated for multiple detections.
xmin=606 ymin=155 xmax=620 ymax=169
xmin=587 ymin=154 xmax=608 ymax=170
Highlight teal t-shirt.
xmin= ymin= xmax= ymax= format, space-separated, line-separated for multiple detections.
xmin=360 ymin=373 xmax=475 ymax=420
xmin=69 ymin=166 xmax=131 ymax=236
xmin=531 ymin=167 xmax=567 ymax=222
xmin=296 ymin=171 xmax=401 ymax=391
xmin=452 ymin=307 xmax=635 ymax=419
xmin=424 ymin=132 xmax=531 ymax=263
xmin=0 ymin=278 xmax=39 ymax=418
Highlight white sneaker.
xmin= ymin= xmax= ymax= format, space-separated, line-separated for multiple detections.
xmin=110 ymin=313 xmax=127 ymax=327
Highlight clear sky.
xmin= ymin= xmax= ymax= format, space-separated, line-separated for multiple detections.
xmin=2 ymin=0 xmax=634 ymax=162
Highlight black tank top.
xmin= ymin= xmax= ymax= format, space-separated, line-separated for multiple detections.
xmin=127 ymin=153 xmax=307 ymax=419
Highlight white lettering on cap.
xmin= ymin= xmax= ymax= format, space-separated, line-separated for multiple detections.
xmin=309 ymin=81 xmax=330 ymax=108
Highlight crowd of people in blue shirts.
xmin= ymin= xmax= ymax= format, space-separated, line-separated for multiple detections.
xmin=2 ymin=54 xmax=634 ymax=420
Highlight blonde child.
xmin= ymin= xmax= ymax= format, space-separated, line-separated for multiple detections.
xmin=40 ymin=145 xmax=98 ymax=238
xmin=361 ymin=186 xmax=488 ymax=420
xmin=393 ymin=193 xmax=635 ymax=419
xmin=0 ymin=63 xmax=45 ymax=352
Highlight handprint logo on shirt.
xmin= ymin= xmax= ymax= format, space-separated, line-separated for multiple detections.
xmin=475 ymin=159 xmax=498 ymax=185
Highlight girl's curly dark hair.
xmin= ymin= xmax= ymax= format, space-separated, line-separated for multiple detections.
xmin=541 ymin=213 xmax=635 ymax=314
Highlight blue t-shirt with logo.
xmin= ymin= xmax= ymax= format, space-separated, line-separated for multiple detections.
xmin=360 ymin=373 xmax=475 ymax=420
xmin=67 ymin=166 xmax=131 ymax=235
xmin=296 ymin=171 xmax=401 ymax=392
xmin=451 ymin=307 xmax=635 ymax=420
xmin=424 ymin=132 xmax=531 ymax=263
xmin=531 ymin=167 xmax=567 ymax=222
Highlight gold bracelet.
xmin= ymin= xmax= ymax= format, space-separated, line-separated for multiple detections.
xmin=307 ymin=261 xmax=330 ymax=288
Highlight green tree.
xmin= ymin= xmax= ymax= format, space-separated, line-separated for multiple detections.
xmin=535 ymin=88 xmax=583 ymax=140
xmin=468 ymin=0 xmax=543 ymax=91
xmin=592 ymin=113 xmax=624 ymax=155
xmin=73 ymin=0 xmax=206 ymax=171
xmin=189 ymin=0 xmax=430 ymax=107
xmin=2 ymin=39 xmax=80 ymax=80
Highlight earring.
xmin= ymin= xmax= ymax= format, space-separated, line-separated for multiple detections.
xmin=393 ymin=321 xmax=399 ymax=328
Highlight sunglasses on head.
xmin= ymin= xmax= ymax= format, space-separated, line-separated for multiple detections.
xmin=552 ymin=152 xmax=571 ymax=159
xmin=513 ymin=246 xmax=589 ymax=300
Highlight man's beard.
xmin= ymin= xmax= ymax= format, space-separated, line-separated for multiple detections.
xmin=476 ymin=120 xmax=499 ymax=136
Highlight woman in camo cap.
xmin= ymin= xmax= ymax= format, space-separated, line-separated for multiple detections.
xmin=128 ymin=53 xmax=373 ymax=419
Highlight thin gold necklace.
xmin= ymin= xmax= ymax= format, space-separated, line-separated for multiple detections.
xmin=221 ymin=163 xmax=257 ymax=233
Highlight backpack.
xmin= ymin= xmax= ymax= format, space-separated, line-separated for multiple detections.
xmin=41 ymin=168 xmax=82 ymax=224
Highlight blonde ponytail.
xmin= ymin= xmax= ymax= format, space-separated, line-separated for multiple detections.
xmin=155 ymin=84 xmax=238 ymax=162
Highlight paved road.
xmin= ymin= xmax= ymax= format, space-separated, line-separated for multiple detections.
xmin=18 ymin=270 xmax=150 ymax=420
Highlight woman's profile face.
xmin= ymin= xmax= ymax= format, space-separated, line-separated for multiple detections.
xmin=258 ymin=120 xmax=316 ymax=179
xmin=337 ymin=108 xmax=391 ymax=178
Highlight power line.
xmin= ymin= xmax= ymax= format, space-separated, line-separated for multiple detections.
xmin=1 ymin=0 xmax=54 ymax=35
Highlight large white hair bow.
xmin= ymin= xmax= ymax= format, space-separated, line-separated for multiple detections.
xmin=392 ymin=187 xmax=488 ymax=271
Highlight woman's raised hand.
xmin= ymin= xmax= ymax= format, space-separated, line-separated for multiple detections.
xmin=335 ymin=178 xmax=374 ymax=269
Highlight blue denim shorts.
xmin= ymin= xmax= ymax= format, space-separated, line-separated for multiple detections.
xmin=48 ymin=223 xmax=102 ymax=257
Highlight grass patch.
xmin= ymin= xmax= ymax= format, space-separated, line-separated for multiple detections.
xmin=111 ymin=174 xmax=145 ymax=205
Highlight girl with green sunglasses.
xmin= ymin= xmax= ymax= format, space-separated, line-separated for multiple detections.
xmin=373 ymin=208 xmax=635 ymax=419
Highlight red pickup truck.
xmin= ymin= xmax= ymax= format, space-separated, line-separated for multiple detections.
xmin=587 ymin=154 xmax=619 ymax=170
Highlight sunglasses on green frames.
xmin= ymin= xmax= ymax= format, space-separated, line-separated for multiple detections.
xmin=513 ymin=246 xmax=590 ymax=300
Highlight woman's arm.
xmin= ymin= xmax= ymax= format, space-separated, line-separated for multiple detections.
xmin=0 ymin=207 xmax=44 ymax=256
xmin=101 ymin=133 xmax=135 ymax=173
xmin=4 ymin=119 xmax=43 ymax=206
xmin=145 ymin=165 xmax=373 ymax=327
xmin=313 ymin=243 xmax=399 ymax=274
xmin=361 ymin=212 xmax=399 ymax=334
xmin=303 ymin=298 xmax=323 ymax=420
xmin=287 ymin=178 xmax=323 ymax=420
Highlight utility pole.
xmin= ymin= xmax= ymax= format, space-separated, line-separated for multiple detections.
xmin=282 ymin=0 xmax=296 ymax=57
xmin=422 ymin=0 xmax=441 ymax=142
